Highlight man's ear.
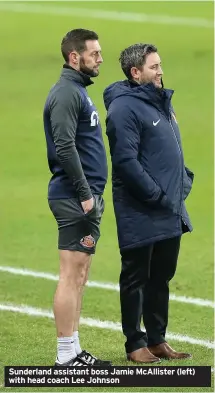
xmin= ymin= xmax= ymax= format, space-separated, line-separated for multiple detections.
xmin=68 ymin=51 xmax=79 ymax=65
xmin=130 ymin=66 xmax=141 ymax=81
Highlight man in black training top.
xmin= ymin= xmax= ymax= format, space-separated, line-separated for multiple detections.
xmin=43 ymin=29 xmax=110 ymax=366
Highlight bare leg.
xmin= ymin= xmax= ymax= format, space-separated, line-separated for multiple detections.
xmin=54 ymin=250 xmax=91 ymax=337
xmin=74 ymin=256 xmax=92 ymax=333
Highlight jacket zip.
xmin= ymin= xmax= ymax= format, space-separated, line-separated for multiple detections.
xmin=161 ymin=103 xmax=187 ymax=227
xmin=169 ymin=116 xmax=181 ymax=155
xmin=168 ymin=115 xmax=187 ymax=225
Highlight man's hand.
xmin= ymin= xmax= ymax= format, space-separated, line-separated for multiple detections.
xmin=81 ymin=197 xmax=94 ymax=214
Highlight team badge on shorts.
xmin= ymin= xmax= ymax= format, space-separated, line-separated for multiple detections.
xmin=80 ymin=235 xmax=95 ymax=249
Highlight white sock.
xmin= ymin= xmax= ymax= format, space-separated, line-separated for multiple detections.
xmin=56 ymin=336 xmax=76 ymax=364
xmin=73 ymin=331 xmax=82 ymax=355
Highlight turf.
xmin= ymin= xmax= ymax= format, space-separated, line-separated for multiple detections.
xmin=0 ymin=1 xmax=214 ymax=392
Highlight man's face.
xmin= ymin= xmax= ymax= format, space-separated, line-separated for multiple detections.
xmin=138 ymin=52 xmax=163 ymax=88
xmin=78 ymin=40 xmax=103 ymax=77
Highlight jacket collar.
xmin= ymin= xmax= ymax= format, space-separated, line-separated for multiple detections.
xmin=61 ymin=64 xmax=94 ymax=87
xmin=127 ymin=80 xmax=174 ymax=116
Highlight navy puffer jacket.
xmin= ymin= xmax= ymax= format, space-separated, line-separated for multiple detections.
xmin=103 ymin=81 xmax=194 ymax=251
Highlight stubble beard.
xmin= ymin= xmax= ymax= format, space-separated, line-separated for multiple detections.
xmin=79 ymin=57 xmax=99 ymax=78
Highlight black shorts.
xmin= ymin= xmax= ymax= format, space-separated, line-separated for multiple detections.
xmin=48 ymin=195 xmax=104 ymax=254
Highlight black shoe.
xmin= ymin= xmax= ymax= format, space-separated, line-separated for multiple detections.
xmin=77 ymin=350 xmax=112 ymax=366
xmin=54 ymin=356 xmax=87 ymax=366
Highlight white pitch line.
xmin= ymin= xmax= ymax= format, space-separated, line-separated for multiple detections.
xmin=0 ymin=3 xmax=213 ymax=28
xmin=0 ymin=302 xmax=214 ymax=350
xmin=0 ymin=265 xmax=214 ymax=309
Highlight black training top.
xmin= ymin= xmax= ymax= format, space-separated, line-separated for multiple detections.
xmin=43 ymin=65 xmax=108 ymax=201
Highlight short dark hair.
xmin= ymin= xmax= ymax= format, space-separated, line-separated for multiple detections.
xmin=119 ymin=43 xmax=157 ymax=79
xmin=61 ymin=28 xmax=99 ymax=62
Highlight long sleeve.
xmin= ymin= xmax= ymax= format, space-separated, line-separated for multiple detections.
xmin=50 ymin=89 xmax=92 ymax=201
xmin=183 ymin=166 xmax=194 ymax=200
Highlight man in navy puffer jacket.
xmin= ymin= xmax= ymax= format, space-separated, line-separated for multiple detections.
xmin=103 ymin=43 xmax=194 ymax=363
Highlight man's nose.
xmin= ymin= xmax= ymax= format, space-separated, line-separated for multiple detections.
xmin=157 ymin=66 xmax=163 ymax=75
xmin=98 ymin=54 xmax=103 ymax=63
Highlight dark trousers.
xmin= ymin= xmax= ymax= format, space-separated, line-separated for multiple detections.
xmin=120 ymin=236 xmax=181 ymax=353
